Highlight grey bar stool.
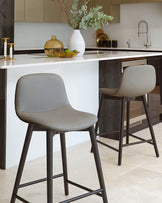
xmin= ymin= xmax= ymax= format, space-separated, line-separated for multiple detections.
xmin=95 ymin=65 xmax=159 ymax=165
xmin=11 ymin=73 xmax=108 ymax=203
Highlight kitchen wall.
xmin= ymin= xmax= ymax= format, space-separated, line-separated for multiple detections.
xmin=106 ymin=2 xmax=162 ymax=48
xmin=15 ymin=2 xmax=162 ymax=50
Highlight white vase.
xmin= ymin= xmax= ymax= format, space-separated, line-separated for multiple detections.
xmin=68 ymin=29 xmax=85 ymax=56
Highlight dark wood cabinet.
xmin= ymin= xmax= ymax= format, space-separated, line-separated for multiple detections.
xmin=147 ymin=56 xmax=162 ymax=102
xmin=99 ymin=60 xmax=122 ymax=139
xmin=147 ymin=56 xmax=162 ymax=121
xmin=0 ymin=0 xmax=14 ymax=55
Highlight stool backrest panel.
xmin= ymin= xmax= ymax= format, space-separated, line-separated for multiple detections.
xmin=116 ymin=65 xmax=156 ymax=97
xmin=15 ymin=74 xmax=70 ymax=113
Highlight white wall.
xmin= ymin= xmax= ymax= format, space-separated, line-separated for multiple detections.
xmin=15 ymin=2 xmax=162 ymax=50
xmin=14 ymin=22 xmax=96 ymax=49
xmin=106 ymin=2 xmax=162 ymax=48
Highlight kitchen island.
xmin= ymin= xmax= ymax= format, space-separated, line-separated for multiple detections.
xmin=1 ymin=51 xmax=162 ymax=169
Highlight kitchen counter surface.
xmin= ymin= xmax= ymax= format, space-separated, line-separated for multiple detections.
xmin=88 ymin=47 xmax=162 ymax=52
xmin=1 ymin=51 xmax=162 ymax=69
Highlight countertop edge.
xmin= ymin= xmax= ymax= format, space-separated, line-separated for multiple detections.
xmin=1 ymin=51 xmax=162 ymax=69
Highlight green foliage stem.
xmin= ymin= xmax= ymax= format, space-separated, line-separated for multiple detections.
xmin=69 ymin=0 xmax=113 ymax=30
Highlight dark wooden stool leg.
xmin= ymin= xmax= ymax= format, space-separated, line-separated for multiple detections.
xmin=91 ymin=94 xmax=104 ymax=153
xmin=91 ymin=94 xmax=105 ymax=153
xmin=89 ymin=126 xmax=108 ymax=203
xmin=95 ymin=94 xmax=104 ymax=135
xmin=46 ymin=130 xmax=54 ymax=203
xmin=60 ymin=133 xmax=69 ymax=196
xmin=118 ymin=98 xmax=125 ymax=166
xmin=10 ymin=124 xmax=33 ymax=203
xmin=142 ymin=95 xmax=159 ymax=157
xmin=126 ymin=101 xmax=130 ymax=144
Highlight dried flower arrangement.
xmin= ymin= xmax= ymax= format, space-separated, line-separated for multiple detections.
xmin=53 ymin=0 xmax=113 ymax=30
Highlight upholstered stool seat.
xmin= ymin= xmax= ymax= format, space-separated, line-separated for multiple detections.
xmin=11 ymin=73 xmax=108 ymax=203
xmin=95 ymin=65 xmax=159 ymax=166
xmin=18 ymin=105 xmax=97 ymax=132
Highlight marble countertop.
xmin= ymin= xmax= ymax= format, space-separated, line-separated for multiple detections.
xmin=1 ymin=50 xmax=162 ymax=69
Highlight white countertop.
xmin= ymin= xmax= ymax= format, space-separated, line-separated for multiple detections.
xmin=1 ymin=50 xmax=162 ymax=69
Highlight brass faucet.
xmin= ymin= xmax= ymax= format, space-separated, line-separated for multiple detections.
xmin=138 ymin=20 xmax=151 ymax=48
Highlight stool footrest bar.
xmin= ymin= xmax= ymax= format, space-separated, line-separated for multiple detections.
xmin=15 ymin=195 xmax=30 ymax=203
xmin=129 ymin=133 xmax=154 ymax=145
xmin=59 ymin=189 xmax=103 ymax=203
xmin=123 ymin=139 xmax=153 ymax=147
xmin=97 ymin=140 xmax=119 ymax=152
xmin=68 ymin=180 xmax=102 ymax=197
xmin=19 ymin=173 xmax=64 ymax=188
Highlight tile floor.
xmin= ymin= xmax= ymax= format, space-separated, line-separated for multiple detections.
xmin=1 ymin=123 xmax=162 ymax=202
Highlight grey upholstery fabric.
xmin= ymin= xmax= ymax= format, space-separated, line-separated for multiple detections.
xmin=15 ymin=73 xmax=97 ymax=131
xmin=16 ymin=74 xmax=70 ymax=113
xmin=100 ymin=65 xmax=156 ymax=98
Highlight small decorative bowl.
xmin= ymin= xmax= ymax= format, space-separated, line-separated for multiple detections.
xmin=54 ymin=50 xmax=79 ymax=58
xmin=44 ymin=48 xmax=64 ymax=57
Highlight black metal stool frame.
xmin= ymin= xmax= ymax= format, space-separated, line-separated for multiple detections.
xmin=95 ymin=93 xmax=159 ymax=166
xmin=10 ymin=125 xmax=108 ymax=203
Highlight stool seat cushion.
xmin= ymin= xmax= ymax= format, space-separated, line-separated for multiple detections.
xmin=18 ymin=105 xmax=97 ymax=132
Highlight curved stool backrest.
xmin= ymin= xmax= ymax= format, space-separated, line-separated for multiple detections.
xmin=116 ymin=65 xmax=156 ymax=97
xmin=15 ymin=73 xmax=70 ymax=115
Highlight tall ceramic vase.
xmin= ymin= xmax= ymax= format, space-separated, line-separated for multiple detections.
xmin=68 ymin=29 xmax=85 ymax=56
